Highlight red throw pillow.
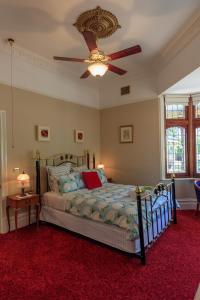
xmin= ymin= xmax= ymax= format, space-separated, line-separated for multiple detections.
xmin=82 ymin=171 xmax=102 ymax=190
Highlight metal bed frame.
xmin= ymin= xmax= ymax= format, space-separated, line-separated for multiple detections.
xmin=34 ymin=150 xmax=177 ymax=265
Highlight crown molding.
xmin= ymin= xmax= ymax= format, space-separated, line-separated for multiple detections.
xmin=0 ymin=38 xmax=100 ymax=108
xmin=0 ymin=38 xmax=81 ymax=77
xmin=154 ymin=10 xmax=200 ymax=72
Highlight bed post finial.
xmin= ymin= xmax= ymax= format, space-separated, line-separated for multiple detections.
xmin=171 ymin=174 xmax=177 ymax=224
xmin=135 ymin=186 xmax=142 ymax=195
xmin=135 ymin=185 xmax=146 ymax=265
xmin=36 ymin=150 xmax=40 ymax=160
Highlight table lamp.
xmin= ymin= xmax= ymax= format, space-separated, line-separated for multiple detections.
xmin=97 ymin=163 xmax=104 ymax=169
xmin=17 ymin=171 xmax=30 ymax=196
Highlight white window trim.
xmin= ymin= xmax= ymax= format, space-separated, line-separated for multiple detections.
xmin=159 ymin=96 xmax=166 ymax=180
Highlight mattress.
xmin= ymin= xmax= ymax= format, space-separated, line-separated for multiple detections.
xmin=43 ymin=191 xmax=67 ymax=211
xmin=41 ymin=189 xmax=172 ymax=254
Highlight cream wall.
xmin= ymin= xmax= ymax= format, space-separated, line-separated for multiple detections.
xmin=0 ymin=83 xmax=101 ymax=195
xmin=100 ymin=98 xmax=196 ymax=200
xmin=101 ymin=99 xmax=160 ymax=186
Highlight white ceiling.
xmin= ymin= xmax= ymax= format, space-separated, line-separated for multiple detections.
xmin=165 ymin=66 xmax=200 ymax=94
xmin=0 ymin=0 xmax=199 ymax=79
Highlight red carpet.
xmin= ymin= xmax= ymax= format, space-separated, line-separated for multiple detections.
xmin=0 ymin=211 xmax=200 ymax=300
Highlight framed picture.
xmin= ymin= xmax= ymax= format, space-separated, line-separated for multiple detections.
xmin=37 ymin=126 xmax=50 ymax=141
xmin=75 ymin=130 xmax=84 ymax=143
xmin=120 ymin=125 xmax=133 ymax=143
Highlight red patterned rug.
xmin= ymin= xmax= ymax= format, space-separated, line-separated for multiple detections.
xmin=0 ymin=211 xmax=200 ymax=300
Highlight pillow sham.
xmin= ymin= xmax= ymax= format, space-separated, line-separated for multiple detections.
xmin=82 ymin=171 xmax=102 ymax=190
xmin=59 ymin=174 xmax=78 ymax=193
xmin=73 ymin=172 xmax=85 ymax=189
xmin=46 ymin=163 xmax=71 ymax=192
xmin=72 ymin=165 xmax=88 ymax=173
xmin=48 ymin=175 xmax=60 ymax=193
xmin=96 ymin=168 xmax=108 ymax=184
xmin=47 ymin=163 xmax=71 ymax=178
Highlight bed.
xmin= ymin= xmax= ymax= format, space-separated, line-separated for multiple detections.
xmin=35 ymin=151 xmax=177 ymax=265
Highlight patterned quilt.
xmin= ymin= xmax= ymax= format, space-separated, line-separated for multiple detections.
xmin=62 ymin=183 xmax=170 ymax=240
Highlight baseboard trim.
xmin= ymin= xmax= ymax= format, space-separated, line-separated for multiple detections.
xmin=1 ymin=211 xmax=37 ymax=234
xmin=178 ymin=198 xmax=196 ymax=210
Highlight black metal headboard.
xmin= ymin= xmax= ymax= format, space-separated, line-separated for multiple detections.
xmin=34 ymin=150 xmax=95 ymax=196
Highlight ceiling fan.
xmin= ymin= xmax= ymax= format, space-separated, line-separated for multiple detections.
xmin=54 ymin=31 xmax=142 ymax=79
xmin=53 ymin=6 xmax=142 ymax=79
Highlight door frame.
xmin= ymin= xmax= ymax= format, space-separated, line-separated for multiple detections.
xmin=0 ymin=111 xmax=8 ymax=233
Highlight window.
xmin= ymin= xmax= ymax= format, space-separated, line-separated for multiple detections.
xmin=165 ymin=95 xmax=200 ymax=178
xmin=196 ymin=128 xmax=200 ymax=173
xmin=166 ymin=127 xmax=186 ymax=174
xmin=196 ymin=103 xmax=200 ymax=118
xmin=166 ymin=104 xmax=185 ymax=119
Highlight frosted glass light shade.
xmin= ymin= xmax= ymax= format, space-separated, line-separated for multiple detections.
xmin=88 ymin=62 xmax=108 ymax=77
xmin=17 ymin=172 xmax=30 ymax=188
xmin=97 ymin=163 xmax=104 ymax=169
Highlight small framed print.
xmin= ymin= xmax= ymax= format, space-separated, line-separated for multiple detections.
xmin=37 ymin=126 xmax=50 ymax=141
xmin=120 ymin=125 xmax=133 ymax=143
xmin=75 ymin=130 xmax=84 ymax=143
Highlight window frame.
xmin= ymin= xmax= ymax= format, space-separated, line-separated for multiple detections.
xmin=164 ymin=97 xmax=199 ymax=178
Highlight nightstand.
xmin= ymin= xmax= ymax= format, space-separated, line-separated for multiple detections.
xmin=6 ymin=194 xmax=40 ymax=231
xmin=107 ymin=177 xmax=113 ymax=183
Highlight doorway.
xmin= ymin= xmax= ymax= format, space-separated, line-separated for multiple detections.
xmin=0 ymin=111 xmax=7 ymax=233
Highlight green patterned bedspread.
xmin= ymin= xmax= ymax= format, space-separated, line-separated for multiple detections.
xmin=62 ymin=183 xmax=168 ymax=240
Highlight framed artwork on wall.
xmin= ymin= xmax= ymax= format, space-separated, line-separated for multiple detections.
xmin=120 ymin=125 xmax=133 ymax=143
xmin=75 ymin=130 xmax=84 ymax=143
xmin=37 ymin=126 xmax=50 ymax=141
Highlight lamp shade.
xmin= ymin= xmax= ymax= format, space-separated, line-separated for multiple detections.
xmin=97 ymin=163 xmax=104 ymax=169
xmin=88 ymin=62 xmax=108 ymax=77
xmin=17 ymin=171 xmax=30 ymax=188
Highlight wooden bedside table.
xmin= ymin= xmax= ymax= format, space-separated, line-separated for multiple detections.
xmin=6 ymin=194 xmax=40 ymax=231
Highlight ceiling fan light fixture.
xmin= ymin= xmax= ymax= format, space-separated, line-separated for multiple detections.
xmin=88 ymin=62 xmax=108 ymax=77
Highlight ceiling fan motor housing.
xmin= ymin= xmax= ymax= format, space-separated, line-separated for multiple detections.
xmin=85 ymin=49 xmax=110 ymax=63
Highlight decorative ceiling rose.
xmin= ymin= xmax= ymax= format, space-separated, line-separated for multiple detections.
xmin=73 ymin=6 xmax=121 ymax=39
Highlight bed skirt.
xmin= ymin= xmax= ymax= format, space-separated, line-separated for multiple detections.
xmin=40 ymin=206 xmax=172 ymax=254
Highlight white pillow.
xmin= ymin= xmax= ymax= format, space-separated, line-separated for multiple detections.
xmin=47 ymin=163 xmax=71 ymax=177
xmin=71 ymin=165 xmax=88 ymax=173
xmin=48 ymin=175 xmax=60 ymax=193
xmin=46 ymin=163 xmax=71 ymax=192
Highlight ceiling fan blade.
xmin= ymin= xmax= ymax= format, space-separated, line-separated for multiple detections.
xmin=80 ymin=70 xmax=90 ymax=79
xmin=54 ymin=56 xmax=85 ymax=62
xmin=82 ymin=31 xmax=97 ymax=52
xmin=108 ymin=64 xmax=127 ymax=75
xmin=108 ymin=45 xmax=142 ymax=61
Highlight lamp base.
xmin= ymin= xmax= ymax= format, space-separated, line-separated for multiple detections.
xmin=20 ymin=188 xmax=26 ymax=197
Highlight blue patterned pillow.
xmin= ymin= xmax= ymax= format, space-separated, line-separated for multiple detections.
xmin=97 ymin=168 xmax=107 ymax=184
xmin=73 ymin=172 xmax=85 ymax=189
xmin=59 ymin=174 xmax=78 ymax=193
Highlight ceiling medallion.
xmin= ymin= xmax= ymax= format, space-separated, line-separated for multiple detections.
xmin=73 ymin=6 xmax=121 ymax=39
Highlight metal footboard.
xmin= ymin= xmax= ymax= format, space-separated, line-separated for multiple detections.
xmin=135 ymin=176 xmax=177 ymax=265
